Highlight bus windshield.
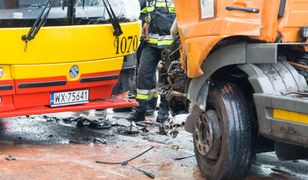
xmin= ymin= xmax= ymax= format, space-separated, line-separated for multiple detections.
xmin=0 ymin=0 xmax=140 ymax=27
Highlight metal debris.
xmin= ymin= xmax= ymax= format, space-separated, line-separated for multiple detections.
xmin=169 ymin=130 xmax=179 ymax=138
xmin=69 ymin=137 xmax=107 ymax=145
xmin=96 ymin=146 xmax=155 ymax=179
xmin=174 ymin=155 xmax=195 ymax=161
xmin=96 ymin=146 xmax=154 ymax=165
xmin=93 ymin=138 xmax=107 ymax=144
xmin=88 ymin=120 xmax=112 ymax=130
xmin=5 ymin=155 xmax=16 ymax=161
xmin=62 ymin=117 xmax=75 ymax=124
xmin=76 ymin=120 xmax=84 ymax=128
xmin=117 ymin=122 xmax=140 ymax=136
xmin=171 ymin=144 xmax=180 ymax=150
xmin=135 ymin=122 xmax=147 ymax=128
xmin=75 ymin=117 xmax=90 ymax=128
xmin=118 ymin=126 xmax=140 ymax=136
xmin=127 ymin=164 xmax=155 ymax=179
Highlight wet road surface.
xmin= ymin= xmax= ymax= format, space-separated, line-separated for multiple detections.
xmin=0 ymin=110 xmax=307 ymax=179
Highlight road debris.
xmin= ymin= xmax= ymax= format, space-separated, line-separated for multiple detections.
xmin=174 ymin=155 xmax=195 ymax=161
xmin=96 ymin=146 xmax=155 ymax=179
xmin=88 ymin=119 xmax=112 ymax=130
xmin=118 ymin=126 xmax=140 ymax=136
xmin=5 ymin=155 xmax=16 ymax=161
xmin=69 ymin=137 xmax=107 ymax=145
xmin=127 ymin=164 xmax=155 ymax=179
xmin=171 ymin=144 xmax=180 ymax=150
xmin=62 ymin=117 xmax=75 ymax=124
xmin=96 ymin=146 xmax=154 ymax=165
xmin=117 ymin=121 xmax=145 ymax=136
xmin=93 ymin=138 xmax=107 ymax=144
xmin=169 ymin=130 xmax=179 ymax=138
xmin=45 ymin=113 xmax=181 ymax=141
xmin=76 ymin=117 xmax=88 ymax=128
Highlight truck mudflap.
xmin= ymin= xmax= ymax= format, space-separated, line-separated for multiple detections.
xmin=0 ymin=95 xmax=137 ymax=118
xmin=254 ymin=93 xmax=308 ymax=146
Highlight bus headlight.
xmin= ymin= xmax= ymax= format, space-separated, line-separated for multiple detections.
xmin=300 ymin=26 xmax=308 ymax=40
xmin=0 ymin=68 xmax=4 ymax=77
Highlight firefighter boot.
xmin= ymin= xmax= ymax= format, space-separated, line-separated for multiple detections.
xmin=126 ymin=100 xmax=147 ymax=122
xmin=146 ymin=96 xmax=157 ymax=116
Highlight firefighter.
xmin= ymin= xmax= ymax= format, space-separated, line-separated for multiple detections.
xmin=127 ymin=0 xmax=176 ymax=122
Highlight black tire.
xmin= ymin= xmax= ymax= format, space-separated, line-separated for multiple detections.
xmin=193 ymin=82 xmax=255 ymax=180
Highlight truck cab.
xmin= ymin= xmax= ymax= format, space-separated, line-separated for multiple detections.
xmin=174 ymin=0 xmax=308 ymax=179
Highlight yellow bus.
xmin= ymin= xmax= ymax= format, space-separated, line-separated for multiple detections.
xmin=0 ymin=0 xmax=141 ymax=117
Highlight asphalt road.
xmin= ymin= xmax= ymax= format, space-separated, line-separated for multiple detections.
xmin=0 ymin=110 xmax=307 ymax=179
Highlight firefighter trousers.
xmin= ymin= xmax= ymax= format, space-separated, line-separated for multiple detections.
xmin=134 ymin=45 xmax=162 ymax=113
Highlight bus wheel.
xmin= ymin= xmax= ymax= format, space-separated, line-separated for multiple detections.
xmin=193 ymin=82 xmax=255 ymax=180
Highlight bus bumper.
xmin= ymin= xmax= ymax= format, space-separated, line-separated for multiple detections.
xmin=0 ymin=95 xmax=137 ymax=118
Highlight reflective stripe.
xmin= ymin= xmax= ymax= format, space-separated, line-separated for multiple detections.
xmin=137 ymin=89 xmax=156 ymax=95
xmin=147 ymin=38 xmax=157 ymax=44
xmin=169 ymin=7 xmax=176 ymax=13
xmin=149 ymin=34 xmax=173 ymax=40
xmin=157 ymin=39 xmax=173 ymax=46
xmin=148 ymin=38 xmax=158 ymax=44
xmin=136 ymin=89 xmax=158 ymax=100
xmin=168 ymin=2 xmax=175 ymax=7
xmin=141 ymin=1 xmax=175 ymax=14
xmin=148 ymin=38 xmax=173 ymax=46
xmin=141 ymin=6 xmax=155 ymax=13
xmin=148 ymin=38 xmax=173 ymax=45
xmin=147 ymin=34 xmax=174 ymax=46
xmin=155 ymin=2 xmax=167 ymax=7
xmin=136 ymin=93 xmax=152 ymax=100
xmin=155 ymin=2 xmax=176 ymax=13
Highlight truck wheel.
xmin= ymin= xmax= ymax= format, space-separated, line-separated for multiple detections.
xmin=193 ymin=82 xmax=255 ymax=180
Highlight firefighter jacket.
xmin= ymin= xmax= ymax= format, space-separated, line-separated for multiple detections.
xmin=139 ymin=0 xmax=176 ymax=48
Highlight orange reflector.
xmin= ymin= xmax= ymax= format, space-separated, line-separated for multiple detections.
xmin=273 ymin=109 xmax=308 ymax=124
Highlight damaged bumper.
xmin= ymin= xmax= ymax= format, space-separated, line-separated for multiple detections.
xmin=0 ymin=58 xmax=137 ymax=118
xmin=0 ymin=95 xmax=137 ymax=118
xmin=255 ymin=93 xmax=308 ymax=146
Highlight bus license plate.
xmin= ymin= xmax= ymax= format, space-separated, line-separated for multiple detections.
xmin=50 ymin=90 xmax=89 ymax=107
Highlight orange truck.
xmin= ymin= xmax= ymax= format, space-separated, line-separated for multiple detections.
xmin=171 ymin=0 xmax=308 ymax=179
xmin=0 ymin=0 xmax=141 ymax=117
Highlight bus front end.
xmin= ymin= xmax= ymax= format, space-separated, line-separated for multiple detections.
xmin=0 ymin=0 xmax=141 ymax=118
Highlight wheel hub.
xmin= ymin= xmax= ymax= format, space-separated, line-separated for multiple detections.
xmin=194 ymin=110 xmax=222 ymax=159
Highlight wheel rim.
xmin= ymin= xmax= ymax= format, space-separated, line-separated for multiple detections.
xmin=194 ymin=109 xmax=222 ymax=160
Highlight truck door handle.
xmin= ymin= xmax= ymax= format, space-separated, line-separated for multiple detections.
xmin=226 ymin=6 xmax=260 ymax=13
